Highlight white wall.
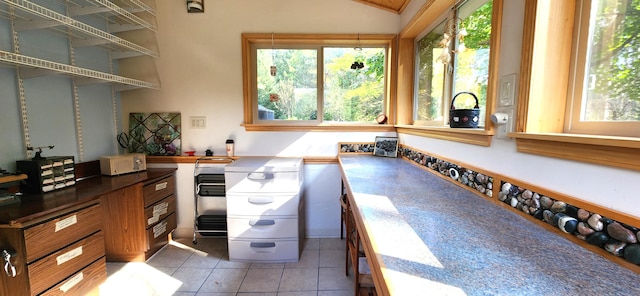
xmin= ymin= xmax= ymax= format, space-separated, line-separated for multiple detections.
xmin=400 ymin=0 xmax=640 ymax=219
xmin=2 ymin=0 xmax=636 ymax=240
xmin=126 ymin=0 xmax=640 ymax=238
xmin=125 ymin=0 xmax=400 ymax=238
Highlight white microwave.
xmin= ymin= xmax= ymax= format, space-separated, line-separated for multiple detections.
xmin=100 ymin=153 xmax=146 ymax=176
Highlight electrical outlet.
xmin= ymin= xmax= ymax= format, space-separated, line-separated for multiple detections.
xmin=190 ymin=116 xmax=206 ymax=129
xmin=496 ymin=109 xmax=514 ymax=140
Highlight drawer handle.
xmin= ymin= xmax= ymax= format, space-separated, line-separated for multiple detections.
xmin=2 ymin=250 xmax=16 ymax=278
xmin=247 ymin=196 xmax=274 ymax=204
xmin=249 ymin=219 xmax=275 ymax=226
xmin=250 ymin=242 xmax=276 ymax=248
xmin=247 ymin=173 xmax=274 ymax=180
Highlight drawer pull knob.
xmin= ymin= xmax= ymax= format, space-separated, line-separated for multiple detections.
xmin=249 ymin=219 xmax=275 ymax=226
xmin=247 ymin=196 xmax=274 ymax=204
xmin=247 ymin=173 xmax=274 ymax=180
xmin=2 ymin=250 xmax=16 ymax=277
xmin=250 ymin=242 xmax=276 ymax=248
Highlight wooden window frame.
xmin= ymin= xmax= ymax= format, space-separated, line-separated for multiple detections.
xmin=241 ymin=33 xmax=397 ymax=132
xmin=395 ymin=0 xmax=503 ymax=147
xmin=511 ymin=0 xmax=640 ymax=171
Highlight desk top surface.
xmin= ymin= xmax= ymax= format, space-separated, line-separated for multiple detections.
xmin=0 ymin=168 xmax=176 ymax=227
xmin=339 ymin=155 xmax=640 ymax=296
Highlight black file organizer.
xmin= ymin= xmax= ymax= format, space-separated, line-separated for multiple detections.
xmin=193 ymin=157 xmax=229 ymax=244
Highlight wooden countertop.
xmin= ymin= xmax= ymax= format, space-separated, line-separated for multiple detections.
xmin=0 ymin=168 xmax=176 ymax=227
xmin=338 ymin=155 xmax=640 ymax=296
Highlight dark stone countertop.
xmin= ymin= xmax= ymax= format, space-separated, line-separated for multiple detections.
xmin=0 ymin=168 xmax=176 ymax=227
xmin=339 ymin=155 xmax=640 ymax=296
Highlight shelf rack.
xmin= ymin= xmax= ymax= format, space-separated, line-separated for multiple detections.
xmin=4 ymin=0 xmax=158 ymax=58
xmin=68 ymin=0 xmax=156 ymax=32
xmin=0 ymin=0 xmax=159 ymax=160
xmin=0 ymin=50 xmax=158 ymax=89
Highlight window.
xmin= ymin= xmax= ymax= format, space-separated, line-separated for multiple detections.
xmin=414 ymin=0 xmax=493 ymax=127
xmin=513 ymin=0 xmax=640 ymax=171
xmin=566 ymin=0 xmax=640 ymax=137
xmin=242 ymin=34 xmax=396 ymax=131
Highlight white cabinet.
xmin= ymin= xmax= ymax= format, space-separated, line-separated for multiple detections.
xmin=225 ymin=157 xmax=304 ymax=262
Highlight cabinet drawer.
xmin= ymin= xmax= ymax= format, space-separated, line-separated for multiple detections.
xmin=24 ymin=204 xmax=102 ymax=263
xmin=39 ymin=257 xmax=107 ymax=296
xmin=228 ymin=238 xmax=299 ymax=262
xmin=227 ymin=193 xmax=299 ymax=217
xmin=147 ymin=213 xmax=177 ymax=249
xmin=143 ymin=175 xmax=175 ymax=207
xmin=144 ymin=194 xmax=176 ymax=228
xmin=28 ymin=231 xmax=105 ymax=295
xmin=227 ymin=217 xmax=298 ymax=239
xmin=225 ymin=171 xmax=301 ymax=194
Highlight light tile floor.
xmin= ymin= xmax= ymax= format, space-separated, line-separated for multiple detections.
xmin=99 ymin=237 xmax=355 ymax=296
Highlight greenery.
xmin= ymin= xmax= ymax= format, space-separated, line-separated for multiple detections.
xmin=256 ymin=47 xmax=385 ymax=122
xmin=586 ymin=0 xmax=640 ymax=121
xmin=415 ymin=0 xmax=493 ymax=123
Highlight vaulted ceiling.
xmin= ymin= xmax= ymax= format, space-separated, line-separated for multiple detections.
xmin=352 ymin=0 xmax=411 ymax=14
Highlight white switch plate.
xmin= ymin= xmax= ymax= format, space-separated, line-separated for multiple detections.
xmin=190 ymin=116 xmax=206 ymax=129
xmin=499 ymin=74 xmax=517 ymax=107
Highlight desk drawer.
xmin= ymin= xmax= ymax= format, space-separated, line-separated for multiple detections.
xmin=226 ymin=193 xmax=299 ymax=217
xmin=147 ymin=213 xmax=177 ymax=249
xmin=228 ymin=238 xmax=299 ymax=262
xmin=227 ymin=217 xmax=298 ymax=239
xmin=144 ymin=195 xmax=176 ymax=227
xmin=39 ymin=257 xmax=107 ymax=296
xmin=28 ymin=231 xmax=104 ymax=295
xmin=24 ymin=204 xmax=102 ymax=263
xmin=143 ymin=175 xmax=175 ymax=207
xmin=225 ymin=171 xmax=300 ymax=194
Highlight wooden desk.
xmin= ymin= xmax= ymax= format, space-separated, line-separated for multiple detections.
xmin=339 ymin=155 xmax=640 ymax=295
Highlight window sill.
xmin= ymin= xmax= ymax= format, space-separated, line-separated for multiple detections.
xmin=395 ymin=125 xmax=494 ymax=146
xmin=242 ymin=123 xmax=396 ymax=132
xmin=511 ymin=132 xmax=640 ymax=171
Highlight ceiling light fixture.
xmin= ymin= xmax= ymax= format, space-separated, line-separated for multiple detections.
xmin=187 ymin=0 xmax=204 ymax=13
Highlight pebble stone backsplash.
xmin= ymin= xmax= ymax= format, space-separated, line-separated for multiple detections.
xmin=499 ymin=181 xmax=640 ymax=266
xmin=340 ymin=143 xmax=640 ymax=269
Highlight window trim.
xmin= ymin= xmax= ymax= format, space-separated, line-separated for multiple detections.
xmin=241 ymin=33 xmax=397 ymax=132
xmin=564 ymin=0 xmax=640 ymax=137
xmin=512 ymin=0 xmax=640 ymax=171
xmin=396 ymin=0 xmax=503 ymax=147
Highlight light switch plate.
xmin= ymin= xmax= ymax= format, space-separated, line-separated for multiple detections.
xmin=190 ymin=116 xmax=206 ymax=129
xmin=499 ymin=74 xmax=517 ymax=107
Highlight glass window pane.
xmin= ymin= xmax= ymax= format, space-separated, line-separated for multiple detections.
xmin=452 ymin=0 xmax=492 ymax=127
xmin=415 ymin=21 xmax=447 ymax=123
xmin=414 ymin=0 xmax=492 ymax=126
xmin=323 ymin=47 xmax=385 ymax=122
xmin=582 ymin=0 xmax=640 ymax=122
xmin=257 ymin=49 xmax=317 ymax=121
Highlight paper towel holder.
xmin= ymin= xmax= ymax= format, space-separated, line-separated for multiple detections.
xmin=187 ymin=0 xmax=204 ymax=13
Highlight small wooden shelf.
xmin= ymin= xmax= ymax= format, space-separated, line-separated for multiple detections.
xmin=0 ymin=174 xmax=27 ymax=185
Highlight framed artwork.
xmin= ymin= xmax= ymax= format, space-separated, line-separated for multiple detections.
xmin=373 ymin=136 xmax=398 ymax=158
xmin=129 ymin=113 xmax=181 ymax=156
